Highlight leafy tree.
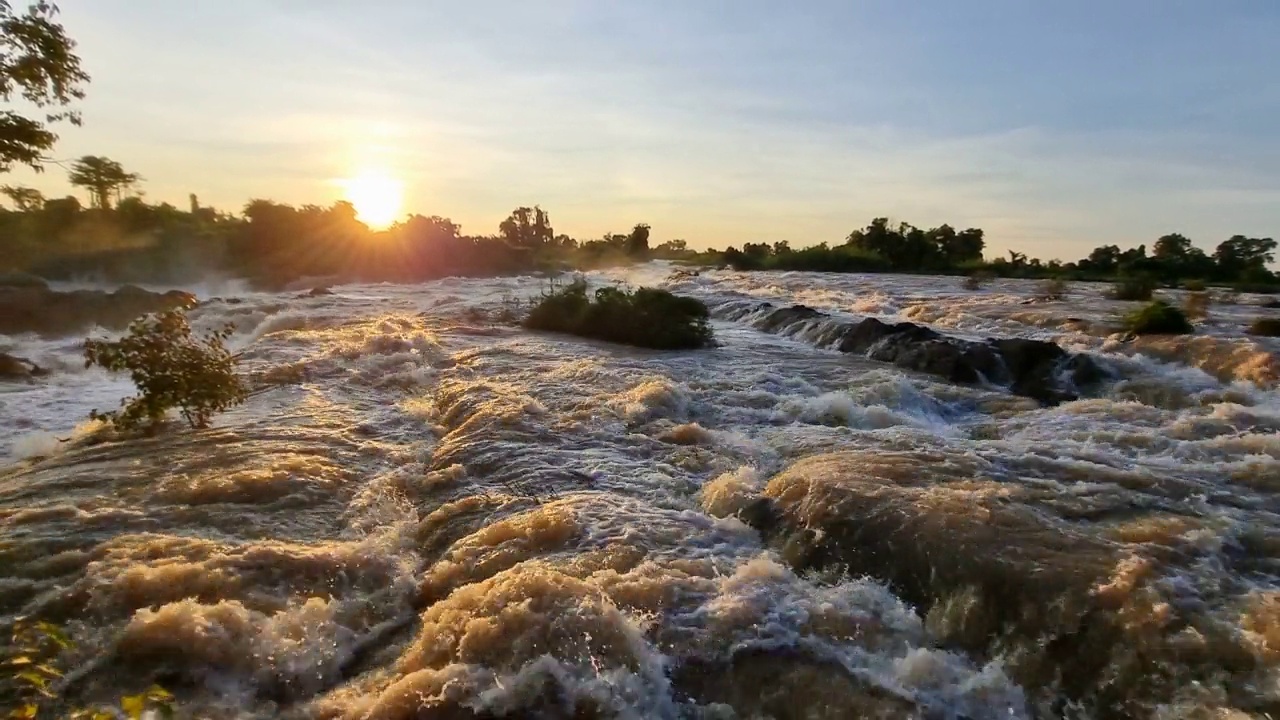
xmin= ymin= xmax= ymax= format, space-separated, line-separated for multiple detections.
xmin=653 ymin=238 xmax=688 ymax=258
xmin=498 ymin=205 xmax=553 ymax=250
xmin=1080 ymin=245 xmax=1121 ymax=275
xmin=0 ymin=183 xmax=42 ymax=210
xmin=0 ymin=1 xmax=89 ymax=172
xmin=67 ymin=155 xmax=140 ymax=209
xmin=1152 ymin=233 xmax=1193 ymax=261
xmin=84 ymin=309 xmax=247 ymax=432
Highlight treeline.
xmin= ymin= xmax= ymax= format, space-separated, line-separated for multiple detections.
xmin=0 ymin=161 xmax=697 ymax=286
xmin=723 ymin=218 xmax=984 ymax=274
xmin=718 ymin=217 xmax=1278 ymax=290
xmin=229 ymin=202 xmax=681 ymax=287
xmin=2 ymin=163 xmax=1275 ymax=291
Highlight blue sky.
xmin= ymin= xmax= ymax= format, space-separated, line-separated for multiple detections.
xmin=10 ymin=1 xmax=1280 ymax=257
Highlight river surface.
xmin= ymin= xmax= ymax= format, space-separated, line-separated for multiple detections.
xmin=2 ymin=265 xmax=1280 ymax=719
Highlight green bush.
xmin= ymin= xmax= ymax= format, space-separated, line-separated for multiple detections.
xmin=1108 ymin=275 xmax=1156 ymax=301
xmin=524 ymin=278 xmax=713 ymax=349
xmin=1182 ymin=279 xmax=1207 ymax=292
xmin=84 ymin=309 xmax=247 ymax=432
xmin=1247 ymin=318 xmax=1280 ymax=337
xmin=1124 ymin=301 xmax=1193 ymax=336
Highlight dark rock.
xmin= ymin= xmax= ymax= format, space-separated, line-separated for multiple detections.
xmin=993 ymin=337 xmax=1074 ymax=403
xmin=735 ymin=305 xmax=1102 ymax=405
xmin=757 ymin=304 xmax=823 ymax=333
xmin=0 ymin=352 xmax=44 ymax=381
xmin=0 ymin=286 xmax=198 ymax=337
xmin=1064 ymin=354 xmax=1108 ymax=389
xmin=734 ymin=497 xmax=781 ymax=538
xmin=308 ymin=286 xmax=333 ymax=297
xmin=1262 ymin=299 xmax=1280 ymax=309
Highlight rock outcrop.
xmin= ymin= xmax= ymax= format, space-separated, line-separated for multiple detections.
xmin=0 ymin=285 xmax=198 ymax=337
xmin=721 ymin=302 xmax=1106 ymax=404
xmin=0 ymin=352 xmax=47 ymax=380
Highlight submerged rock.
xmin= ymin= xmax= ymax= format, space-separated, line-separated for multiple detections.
xmin=0 ymin=271 xmax=49 ymax=290
xmin=737 ymin=303 xmax=1105 ymax=404
xmin=0 ymin=285 xmax=197 ymax=336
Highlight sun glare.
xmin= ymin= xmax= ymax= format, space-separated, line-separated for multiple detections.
xmin=341 ymin=170 xmax=404 ymax=229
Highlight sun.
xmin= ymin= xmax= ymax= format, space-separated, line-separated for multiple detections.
xmin=341 ymin=170 xmax=404 ymax=229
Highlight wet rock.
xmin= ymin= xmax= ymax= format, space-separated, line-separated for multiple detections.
xmin=0 ymin=285 xmax=197 ymax=336
xmin=671 ymin=647 xmax=919 ymax=719
xmin=1262 ymin=299 xmax=1280 ymax=309
xmin=0 ymin=352 xmax=45 ymax=380
xmin=757 ymin=303 xmax=823 ymax=333
xmin=734 ymin=496 xmax=781 ymax=538
xmin=307 ymin=286 xmax=333 ymax=297
xmin=738 ymin=304 xmax=1102 ymax=405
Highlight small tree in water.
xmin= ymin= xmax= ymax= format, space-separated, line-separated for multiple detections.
xmin=84 ymin=309 xmax=247 ymax=432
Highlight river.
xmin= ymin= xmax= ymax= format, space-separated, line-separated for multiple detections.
xmin=2 ymin=264 xmax=1279 ymax=719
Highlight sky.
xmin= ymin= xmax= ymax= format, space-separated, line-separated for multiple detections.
xmin=9 ymin=0 xmax=1280 ymax=258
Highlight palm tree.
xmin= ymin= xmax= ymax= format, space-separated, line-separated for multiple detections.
xmin=67 ymin=155 xmax=140 ymax=209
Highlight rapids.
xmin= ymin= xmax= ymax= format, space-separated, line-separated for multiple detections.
xmin=2 ymin=265 xmax=1280 ymax=719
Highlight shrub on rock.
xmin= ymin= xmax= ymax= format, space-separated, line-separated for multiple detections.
xmin=1108 ymin=276 xmax=1156 ymax=301
xmin=524 ymin=278 xmax=713 ymax=349
xmin=1124 ymin=301 xmax=1193 ymax=336
xmin=84 ymin=309 xmax=247 ymax=432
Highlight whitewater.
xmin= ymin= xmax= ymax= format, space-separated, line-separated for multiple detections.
xmin=2 ymin=264 xmax=1280 ymax=719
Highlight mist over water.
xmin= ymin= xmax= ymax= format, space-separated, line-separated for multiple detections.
xmin=3 ymin=265 xmax=1280 ymax=718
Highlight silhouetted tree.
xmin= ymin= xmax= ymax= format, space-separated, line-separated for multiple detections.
xmin=626 ymin=223 xmax=650 ymax=258
xmin=1214 ymin=235 xmax=1277 ymax=280
xmin=68 ymin=155 xmax=140 ymax=209
xmin=499 ymin=206 xmax=553 ymax=250
xmin=0 ymin=1 xmax=89 ymax=172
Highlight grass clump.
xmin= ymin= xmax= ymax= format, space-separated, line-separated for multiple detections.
xmin=1108 ymin=275 xmax=1157 ymax=301
xmin=524 ymin=278 xmax=713 ymax=349
xmin=1182 ymin=279 xmax=1207 ymax=292
xmin=1035 ymin=277 xmax=1069 ymax=301
xmin=84 ymin=309 xmax=247 ymax=432
xmin=961 ymin=271 xmax=995 ymax=291
xmin=1247 ymin=318 xmax=1280 ymax=337
xmin=1124 ymin=300 xmax=1194 ymax=336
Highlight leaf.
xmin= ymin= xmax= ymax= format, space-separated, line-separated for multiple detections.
xmin=6 ymin=655 xmax=33 ymax=666
xmin=145 ymin=685 xmax=174 ymax=701
xmin=34 ymin=622 xmax=71 ymax=649
xmin=16 ymin=670 xmax=48 ymax=688
xmin=16 ymin=671 xmax=54 ymax=697
xmin=33 ymin=663 xmax=62 ymax=677
xmin=120 ymin=694 xmax=145 ymax=719
xmin=6 ymin=704 xmax=38 ymax=719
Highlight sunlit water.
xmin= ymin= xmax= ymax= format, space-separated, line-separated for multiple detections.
xmin=2 ymin=264 xmax=1280 ymax=719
